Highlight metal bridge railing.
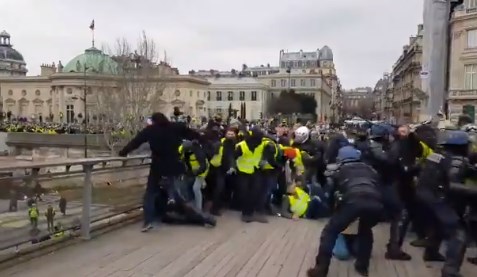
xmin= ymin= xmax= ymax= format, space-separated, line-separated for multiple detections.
xmin=0 ymin=155 xmax=150 ymax=255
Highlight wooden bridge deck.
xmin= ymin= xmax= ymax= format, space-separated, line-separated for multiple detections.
xmin=0 ymin=212 xmax=475 ymax=277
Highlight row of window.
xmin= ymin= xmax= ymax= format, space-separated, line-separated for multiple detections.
xmin=280 ymin=60 xmax=321 ymax=68
xmin=6 ymin=89 xmax=43 ymax=96
xmin=271 ymin=78 xmax=317 ymax=88
xmin=207 ymin=91 xmax=257 ymax=101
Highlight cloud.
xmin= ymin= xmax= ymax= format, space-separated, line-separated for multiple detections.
xmin=0 ymin=0 xmax=424 ymax=88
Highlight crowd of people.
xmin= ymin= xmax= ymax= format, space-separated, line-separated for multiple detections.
xmin=0 ymin=121 xmax=102 ymax=134
xmin=117 ymin=110 xmax=477 ymax=277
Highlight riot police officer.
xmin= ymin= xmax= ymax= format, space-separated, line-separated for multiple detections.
xmin=307 ymin=146 xmax=383 ymax=277
xmin=366 ymin=124 xmax=412 ymax=260
xmin=416 ymin=129 xmax=474 ymax=277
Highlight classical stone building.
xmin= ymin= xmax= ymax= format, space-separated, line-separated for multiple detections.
xmin=206 ymin=77 xmax=268 ymax=120
xmin=0 ymin=46 xmax=209 ymax=122
xmin=191 ymin=47 xmax=338 ymax=121
xmin=373 ymin=73 xmax=393 ymax=120
xmin=390 ymin=24 xmax=425 ymax=124
xmin=342 ymin=88 xmax=373 ymax=118
xmin=448 ymin=1 xmax=477 ymax=122
xmin=257 ymin=48 xmax=335 ymax=120
xmin=0 ymin=31 xmax=27 ymax=76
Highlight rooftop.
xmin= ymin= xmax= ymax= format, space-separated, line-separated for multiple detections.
xmin=207 ymin=76 xmax=265 ymax=85
xmin=280 ymin=46 xmax=334 ymax=62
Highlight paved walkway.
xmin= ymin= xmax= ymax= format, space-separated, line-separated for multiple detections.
xmin=0 ymin=212 xmax=475 ymax=277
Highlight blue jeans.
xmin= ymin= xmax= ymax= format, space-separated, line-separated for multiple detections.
xmin=306 ymin=196 xmax=331 ymax=219
xmin=192 ymin=176 xmax=205 ymax=211
xmin=143 ymin=173 xmax=162 ymax=226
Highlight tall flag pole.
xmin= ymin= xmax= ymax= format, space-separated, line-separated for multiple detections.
xmin=89 ymin=20 xmax=95 ymax=48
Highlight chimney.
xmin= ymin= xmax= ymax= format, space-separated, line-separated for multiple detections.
xmin=418 ymin=24 xmax=424 ymax=32
xmin=409 ymin=36 xmax=415 ymax=45
xmin=40 ymin=63 xmax=57 ymax=76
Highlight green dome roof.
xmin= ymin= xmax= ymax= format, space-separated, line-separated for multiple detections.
xmin=63 ymin=47 xmax=118 ymax=74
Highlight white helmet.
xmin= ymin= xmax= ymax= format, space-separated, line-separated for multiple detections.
xmin=294 ymin=126 xmax=310 ymax=144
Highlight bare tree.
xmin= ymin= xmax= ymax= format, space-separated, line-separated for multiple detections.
xmin=96 ymin=31 xmax=168 ymax=153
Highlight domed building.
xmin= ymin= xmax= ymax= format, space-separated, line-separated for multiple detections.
xmin=62 ymin=47 xmax=118 ymax=75
xmin=0 ymin=30 xmax=27 ymax=76
xmin=0 ymin=44 xmax=209 ymax=122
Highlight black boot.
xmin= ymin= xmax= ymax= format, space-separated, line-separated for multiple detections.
xmin=241 ymin=214 xmax=253 ymax=223
xmin=410 ymin=238 xmax=429 ymax=248
xmin=204 ymin=215 xmax=217 ymax=227
xmin=307 ymin=263 xmax=328 ymax=277
xmin=385 ymin=219 xmax=412 ymax=260
xmin=354 ymin=262 xmax=369 ymax=277
xmin=468 ymin=257 xmax=477 ymax=265
xmin=252 ymin=213 xmax=269 ymax=223
xmin=423 ymin=250 xmax=445 ymax=262
xmin=385 ymin=247 xmax=412 ymax=261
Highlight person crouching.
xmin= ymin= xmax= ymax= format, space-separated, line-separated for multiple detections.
xmin=307 ymin=146 xmax=383 ymax=277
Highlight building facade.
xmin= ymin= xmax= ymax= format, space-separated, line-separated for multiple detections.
xmin=0 ymin=31 xmax=27 ymax=76
xmin=257 ymin=48 xmax=336 ymax=120
xmin=448 ymin=1 xmax=477 ymax=122
xmin=206 ymin=77 xmax=268 ymax=120
xmin=342 ymin=88 xmax=374 ymax=118
xmin=373 ymin=73 xmax=393 ymax=120
xmin=390 ymin=24 xmax=425 ymax=124
xmin=0 ymin=46 xmax=209 ymax=122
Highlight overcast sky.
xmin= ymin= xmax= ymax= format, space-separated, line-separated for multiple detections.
xmin=1 ymin=0 xmax=423 ymax=89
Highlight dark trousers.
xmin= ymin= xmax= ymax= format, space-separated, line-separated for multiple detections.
xmin=416 ymin=188 xmax=467 ymax=276
xmin=398 ymin=184 xmax=427 ymax=245
xmin=238 ymin=173 xmax=263 ymax=216
xmin=260 ymin=170 xmax=277 ymax=211
xmin=143 ymin=172 xmax=178 ymax=225
xmin=272 ymin=170 xmax=287 ymax=207
xmin=315 ymin=200 xmax=382 ymax=274
xmin=212 ymin=170 xmax=226 ymax=212
xmin=380 ymin=184 xmax=404 ymax=250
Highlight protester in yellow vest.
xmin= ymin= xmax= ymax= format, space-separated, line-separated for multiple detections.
xmin=207 ymin=129 xmax=237 ymax=216
xmin=280 ymin=182 xmax=330 ymax=220
xmin=259 ymin=137 xmax=282 ymax=214
xmin=235 ymin=127 xmax=267 ymax=223
xmin=52 ymin=223 xmax=65 ymax=239
xmin=28 ymin=203 xmax=39 ymax=229
xmin=179 ymin=140 xmax=209 ymax=211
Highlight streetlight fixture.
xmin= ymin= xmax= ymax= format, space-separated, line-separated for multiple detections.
xmin=72 ymin=65 xmax=89 ymax=158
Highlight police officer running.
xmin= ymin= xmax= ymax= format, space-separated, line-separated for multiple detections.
xmin=416 ymin=129 xmax=475 ymax=277
xmin=307 ymin=146 xmax=383 ymax=277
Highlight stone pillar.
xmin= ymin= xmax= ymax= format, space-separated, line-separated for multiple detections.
xmin=422 ymin=0 xmax=451 ymax=119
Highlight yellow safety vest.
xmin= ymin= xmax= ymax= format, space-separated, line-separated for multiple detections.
xmin=53 ymin=231 xmax=65 ymax=238
xmin=210 ymin=138 xmax=226 ymax=167
xmin=261 ymin=138 xmax=278 ymax=170
xmin=179 ymin=145 xmax=209 ymax=177
xmin=418 ymin=141 xmax=433 ymax=164
xmin=288 ymin=187 xmax=310 ymax=217
xmin=29 ymin=208 xmax=39 ymax=218
xmin=236 ymin=141 xmax=263 ymax=174
xmin=281 ymin=145 xmax=304 ymax=175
